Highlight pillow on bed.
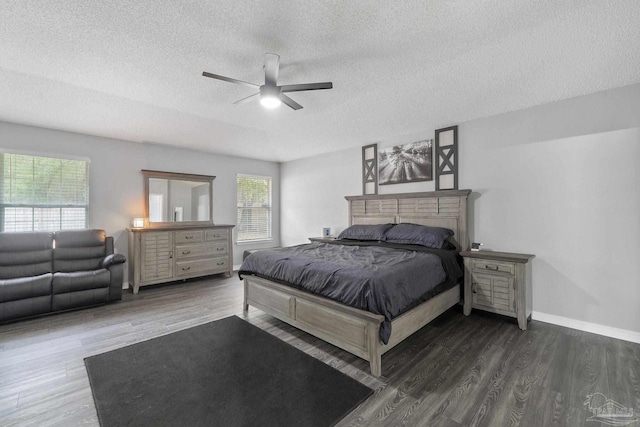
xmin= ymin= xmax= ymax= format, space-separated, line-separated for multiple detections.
xmin=337 ymin=223 xmax=394 ymax=241
xmin=384 ymin=223 xmax=454 ymax=248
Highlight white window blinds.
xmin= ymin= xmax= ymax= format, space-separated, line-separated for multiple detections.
xmin=0 ymin=153 xmax=89 ymax=231
xmin=236 ymin=174 xmax=272 ymax=242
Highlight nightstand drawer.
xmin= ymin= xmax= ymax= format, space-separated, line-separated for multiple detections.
xmin=471 ymin=259 xmax=515 ymax=275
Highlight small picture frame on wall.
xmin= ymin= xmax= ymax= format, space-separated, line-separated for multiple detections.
xmin=435 ymin=125 xmax=458 ymax=190
xmin=362 ymin=143 xmax=378 ymax=195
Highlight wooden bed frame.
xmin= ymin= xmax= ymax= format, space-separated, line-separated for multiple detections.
xmin=243 ymin=190 xmax=471 ymax=377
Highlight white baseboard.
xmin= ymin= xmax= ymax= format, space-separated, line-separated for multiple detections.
xmin=532 ymin=311 xmax=640 ymax=344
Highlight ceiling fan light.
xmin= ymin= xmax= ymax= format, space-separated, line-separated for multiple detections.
xmin=260 ymin=95 xmax=282 ymax=109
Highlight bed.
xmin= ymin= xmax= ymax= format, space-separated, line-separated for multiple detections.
xmin=240 ymin=190 xmax=471 ymax=377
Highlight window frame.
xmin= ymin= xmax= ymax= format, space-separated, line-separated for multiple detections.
xmin=0 ymin=151 xmax=90 ymax=232
xmin=236 ymin=173 xmax=273 ymax=244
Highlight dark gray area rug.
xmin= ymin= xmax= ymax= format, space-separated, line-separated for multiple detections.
xmin=84 ymin=315 xmax=373 ymax=427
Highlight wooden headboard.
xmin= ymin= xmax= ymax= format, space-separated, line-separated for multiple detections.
xmin=345 ymin=190 xmax=471 ymax=250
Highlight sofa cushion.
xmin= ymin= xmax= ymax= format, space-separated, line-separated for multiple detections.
xmin=0 ymin=273 xmax=52 ymax=303
xmin=52 ymin=269 xmax=110 ymax=294
xmin=0 ymin=232 xmax=53 ymax=279
xmin=1 ymin=295 xmax=51 ymax=322
xmin=52 ymin=288 xmax=109 ymax=312
xmin=53 ymin=230 xmax=107 ymax=272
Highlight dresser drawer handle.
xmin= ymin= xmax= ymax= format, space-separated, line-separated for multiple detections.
xmin=182 ymin=266 xmax=191 ymax=271
xmin=182 ymin=250 xmax=191 ymax=255
xmin=216 ymin=262 xmax=225 ymax=266
xmin=213 ymin=234 xmax=220 ymax=238
xmin=216 ymin=248 xmax=224 ymax=251
xmin=485 ymin=264 xmax=499 ymax=271
xmin=185 ymin=235 xmax=194 ymax=239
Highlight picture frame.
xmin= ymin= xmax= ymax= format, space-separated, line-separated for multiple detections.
xmin=378 ymin=140 xmax=433 ymax=185
xmin=362 ymin=144 xmax=378 ymax=195
xmin=435 ymin=126 xmax=458 ymax=190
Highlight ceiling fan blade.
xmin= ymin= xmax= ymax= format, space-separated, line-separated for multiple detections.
xmin=264 ymin=53 xmax=280 ymax=86
xmin=280 ymin=82 xmax=333 ymax=93
xmin=233 ymin=92 xmax=260 ymax=105
xmin=202 ymin=72 xmax=259 ymax=88
xmin=280 ymin=94 xmax=303 ymax=110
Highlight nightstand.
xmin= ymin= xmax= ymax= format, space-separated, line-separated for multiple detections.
xmin=461 ymin=250 xmax=535 ymax=330
xmin=308 ymin=237 xmax=339 ymax=243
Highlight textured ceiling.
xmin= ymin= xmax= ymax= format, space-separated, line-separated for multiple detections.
xmin=1 ymin=1 xmax=639 ymax=162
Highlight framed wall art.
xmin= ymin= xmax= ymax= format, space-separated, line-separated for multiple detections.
xmin=435 ymin=125 xmax=458 ymax=190
xmin=362 ymin=143 xmax=378 ymax=195
xmin=378 ymin=140 xmax=433 ymax=185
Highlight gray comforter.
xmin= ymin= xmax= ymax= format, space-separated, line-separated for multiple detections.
xmin=239 ymin=242 xmax=453 ymax=344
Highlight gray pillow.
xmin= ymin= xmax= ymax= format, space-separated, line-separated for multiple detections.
xmin=337 ymin=224 xmax=394 ymax=241
xmin=384 ymin=223 xmax=454 ymax=248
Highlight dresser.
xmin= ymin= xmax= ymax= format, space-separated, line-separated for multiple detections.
xmin=128 ymin=225 xmax=234 ymax=294
xmin=461 ymin=250 xmax=535 ymax=330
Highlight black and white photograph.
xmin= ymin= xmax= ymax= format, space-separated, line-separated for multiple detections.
xmin=378 ymin=140 xmax=433 ymax=185
xmin=0 ymin=2 xmax=638 ymax=426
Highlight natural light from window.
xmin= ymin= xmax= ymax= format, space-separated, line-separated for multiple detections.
xmin=0 ymin=153 xmax=89 ymax=232
xmin=236 ymin=174 xmax=272 ymax=243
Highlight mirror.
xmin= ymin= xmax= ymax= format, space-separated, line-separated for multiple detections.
xmin=142 ymin=170 xmax=215 ymax=227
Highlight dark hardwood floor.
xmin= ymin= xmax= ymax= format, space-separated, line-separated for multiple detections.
xmin=1 ymin=274 xmax=638 ymax=426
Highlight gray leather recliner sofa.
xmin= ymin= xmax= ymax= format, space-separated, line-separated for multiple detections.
xmin=0 ymin=229 xmax=126 ymax=322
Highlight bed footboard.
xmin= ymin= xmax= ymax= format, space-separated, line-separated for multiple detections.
xmin=243 ymin=275 xmax=460 ymax=377
xmin=243 ymin=275 xmax=386 ymax=376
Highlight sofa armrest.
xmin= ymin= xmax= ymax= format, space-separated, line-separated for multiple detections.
xmin=100 ymin=253 xmax=126 ymax=269
xmin=100 ymin=253 xmax=126 ymax=301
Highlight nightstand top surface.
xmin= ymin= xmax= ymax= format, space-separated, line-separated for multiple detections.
xmin=308 ymin=237 xmax=339 ymax=242
xmin=460 ymin=250 xmax=535 ymax=263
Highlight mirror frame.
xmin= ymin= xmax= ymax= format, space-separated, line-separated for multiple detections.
xmin=142 ymin=169 xmax=216 ymax=228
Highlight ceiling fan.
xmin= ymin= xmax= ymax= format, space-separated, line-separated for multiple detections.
xmin=202 ymin=53 xmax=332 ymax=110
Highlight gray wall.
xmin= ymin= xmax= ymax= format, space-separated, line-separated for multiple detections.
xmin=0 ymin=121 xmax=281 ymax=279
xmin=281 ymin=83 xmax=640 ymax=338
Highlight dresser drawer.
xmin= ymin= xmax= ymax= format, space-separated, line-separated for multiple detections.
xmin=470 ymin=259 xmax=515 ymax=276
xmin=174 ymin=230 xmax=203 ymax=244
xmin=175 ymin=243 xmax=216 ymax=260
xmin=205 ymin=229 xmax=229 ymax=241
xmin=210 ymin=242 xmax=228 ymax=255
xmin=210 ymin=257 xmax=229 ymax=272
xmin=176 ymin=257 xmax=228 ymax=277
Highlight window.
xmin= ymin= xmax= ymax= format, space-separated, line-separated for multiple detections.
xmin=236 ymin=174 xmax=272 ymax=242
xmin=0 ymin=153 xmax=89 ymax=232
